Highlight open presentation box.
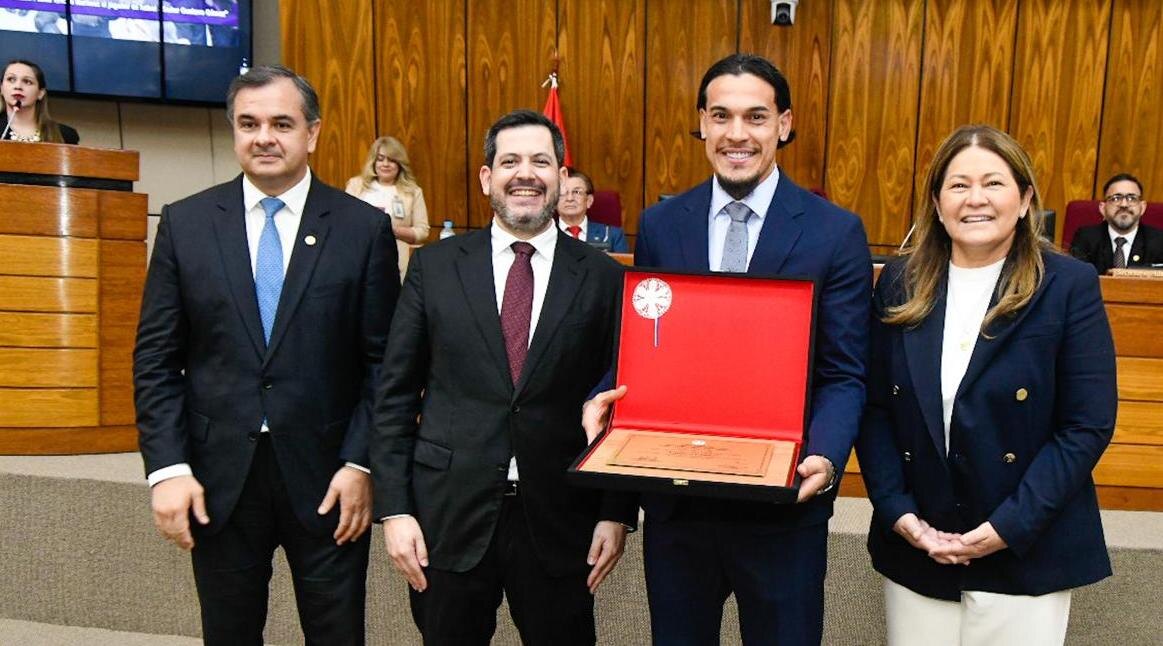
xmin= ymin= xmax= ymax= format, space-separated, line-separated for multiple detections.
xmin=569 ymin=269 xmax=817 ymax=503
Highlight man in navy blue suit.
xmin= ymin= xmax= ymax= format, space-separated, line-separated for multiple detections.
xmin=586 ymin=54 xmax=871 ymax=645
xmin=556 ymin=167 xmax=630 ymax=252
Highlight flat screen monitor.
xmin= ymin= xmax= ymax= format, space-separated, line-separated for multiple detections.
xmin=0 ymin=0 xmax=252 ymax=105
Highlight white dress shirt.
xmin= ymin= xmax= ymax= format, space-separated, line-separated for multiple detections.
xmin=940 ymin=258 xmax=1004 ymax=454
xmin=558 ymin=215 xmax=589 ymax=239
xmin=491 ymin=219 xmax=558 ymax=482
xmin=707 ymin=168 xmax=780 ymax=272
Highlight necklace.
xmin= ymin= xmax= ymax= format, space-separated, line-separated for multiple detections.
xmin=947 ymin=273 xmax=997 ymax=353
xmin=7 ymin=130 xmax=40 ymax=143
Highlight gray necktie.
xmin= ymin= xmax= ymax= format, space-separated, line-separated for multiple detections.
xmin=720 ymin=201 xmax=753 ymax=273
xmin=1113 ymin=236 xmax=1127 ymax=269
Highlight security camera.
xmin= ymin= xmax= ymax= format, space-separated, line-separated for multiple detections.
xmin=771 ymin=0 xmax=799 ymax=26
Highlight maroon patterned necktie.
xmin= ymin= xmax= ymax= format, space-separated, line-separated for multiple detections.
xmin=501 ymin=242 xmax=535 ymax=385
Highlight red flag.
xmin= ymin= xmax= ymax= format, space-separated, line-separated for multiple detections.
xmin=542 ymin=74 xmax=573 ymax=167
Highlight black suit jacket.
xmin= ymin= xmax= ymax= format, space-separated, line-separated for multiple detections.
xmin=1070 ymin=222 xmax=1163 ymax=274
xmin=134 ymin=175 xmax=399 ymax=536
xmin=371 ymin=228 xmax=637 ymax=576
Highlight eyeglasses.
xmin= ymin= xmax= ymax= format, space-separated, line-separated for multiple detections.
xmin=561 ymin=189 xmax=590 ymax=198
xmin=1105 ymin=194 xmax=1142 ymax=205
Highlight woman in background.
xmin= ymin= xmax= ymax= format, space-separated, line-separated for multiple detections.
xmin=346 ymin=136 xmax=430 ymax=241
xmin=856 ymin=124 xmax=1116 ymax=646
xmin=1 ymin=59 xmax=79 ymax=144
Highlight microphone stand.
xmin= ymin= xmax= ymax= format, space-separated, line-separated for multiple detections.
xmin=1 ymin=101 xmax=24 ymax=141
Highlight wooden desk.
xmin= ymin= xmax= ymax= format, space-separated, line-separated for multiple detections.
xmin=0 ymin=142 xmax=146 ymax=454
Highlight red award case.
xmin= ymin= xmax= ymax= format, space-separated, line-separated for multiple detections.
xmin=569 ymin=269 xmax=816 ymax=503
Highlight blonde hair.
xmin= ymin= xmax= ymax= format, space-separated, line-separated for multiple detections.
xmin=357 ymin=136 xmax=419 ymax=194
xmin=885 ymin=125 xmax=1053 ymax=334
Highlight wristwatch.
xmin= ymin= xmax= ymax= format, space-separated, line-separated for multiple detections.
xmin=815 ymin=456 xmax=838 ymax=495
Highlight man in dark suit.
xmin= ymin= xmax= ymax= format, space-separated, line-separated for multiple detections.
xmin=1071 ymin=172 xmax=1163 ymax=273
xmin=585 ymin=54 xmax=871 ymax=645
xmin=134 ymin=65 xmax=398 ymax=645
xmin=372 ymin=109 xmax=637 ymax=645
xmin=556 ymin=167 xmax=630 ymax=252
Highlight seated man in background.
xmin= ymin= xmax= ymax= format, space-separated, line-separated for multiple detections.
xmin=557 ymin=167 xmax=629 ymax=252
xmin=1071 ymin=172 xmax=1163 ymax=273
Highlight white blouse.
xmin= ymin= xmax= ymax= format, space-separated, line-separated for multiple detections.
xmin=940 ymin=258 xmax=1005 ymax=453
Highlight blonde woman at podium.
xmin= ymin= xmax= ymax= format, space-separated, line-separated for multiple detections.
xmin=1 ymin=59 xmax=78 ymax=144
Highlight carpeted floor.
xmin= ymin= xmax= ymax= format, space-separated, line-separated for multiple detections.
xmin=1 ymin=453 xmax=1160 ymax=645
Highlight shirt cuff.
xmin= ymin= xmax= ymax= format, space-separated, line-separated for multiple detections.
xmin=147 ymin=463 xmax=193 ymax=487
xmin=344 ymin=462 xmax=370 ymax=475
xmin=381 ymin=513 xmax=413 ymax=522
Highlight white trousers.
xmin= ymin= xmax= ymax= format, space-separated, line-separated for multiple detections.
xmin=883 ymin=578 xmax=1071 ymax=646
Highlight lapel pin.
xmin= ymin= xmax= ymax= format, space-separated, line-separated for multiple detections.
xmin=1132 ymin=254 xmax=1140 ymax=262
xmin=304 ymin=235 xmax=317 ymax=246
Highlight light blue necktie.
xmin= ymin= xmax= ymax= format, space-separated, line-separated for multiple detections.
xmin=255 ymin=197 xmax=286 ymax=345
xmin=720 ymin=201 xmax=753 ymax=273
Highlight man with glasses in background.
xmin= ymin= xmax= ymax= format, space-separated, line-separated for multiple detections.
xmin=556 ymin=167 xmax=629 ymax=252
xmin=1072 ymin=173 xmax=1163 ymax=273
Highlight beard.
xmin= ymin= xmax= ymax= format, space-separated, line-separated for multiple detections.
xmin=491 ymin=183 xmax=559 ymax=235
xmin=716 ymin=171 xmax=762 ymax=201
xmin=1107 ymin=208 xmax=1138 ymax=234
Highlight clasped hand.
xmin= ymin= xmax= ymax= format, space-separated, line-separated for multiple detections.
xmin=894 ymin=513 xmax=1007 ymax=565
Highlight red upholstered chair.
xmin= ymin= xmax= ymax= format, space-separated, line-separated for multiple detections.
xmin=588 ymin=190 xmax=623 ymax=227
xmin=1061 ymin=200 xmax=1163 ymax=250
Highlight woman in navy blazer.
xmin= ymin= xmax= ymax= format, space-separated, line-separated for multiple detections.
xmin=857 ymin=125 xmax=1117 ymax=645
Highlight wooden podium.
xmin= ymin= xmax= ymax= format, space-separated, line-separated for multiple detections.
xmin=0 ymin=141 xmax=146 ymax=454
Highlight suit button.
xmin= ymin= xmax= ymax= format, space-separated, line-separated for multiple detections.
xmin=891 ymin=384 xmax=900 ymax=396
xmin=263 ymin=381 xmax=273 ymax=390
xmin=511 ymin=405 xmax=520 ymax=413
xmin=903 ymin=451 xmax=912 ymax=462
xmin=248 ymin=432 xmax=259 ymax=442
xmin=1015 ymin=388 xmax=1028 ymax=401
xmin=952 ymin=452 xmax=964 ymax=462
xmin=1003 ymin=452 xmax=1016 ymax=464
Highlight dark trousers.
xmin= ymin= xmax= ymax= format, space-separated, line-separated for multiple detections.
xmin=643 ymin=504 xmax=828 ymax=646
xmin=408 ymin=494 xmax=595 ymax=646
xmin=191 ymin=436 xmax=369 ymax=646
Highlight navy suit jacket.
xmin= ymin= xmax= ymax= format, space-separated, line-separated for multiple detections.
xmin=856 ymin=252 xmax=1115 ymax=599
xmin=1070 ymin=222 xmax=1163 ymax=274
xmin=634 ymin=173 xmax=872 ymax=525
xmin=585 ymin=221 xmax=629 ymax=253
xmin=134 ymin=175 xmax=399 ymax=536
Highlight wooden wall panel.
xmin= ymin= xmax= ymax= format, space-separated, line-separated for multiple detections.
xmin=281 ymin=1 xmax=377 ymax=190
xmin=739 ymin=0 xmax=833 ymax=192
xmin=1107 ymin=304 xmax=1163 ymax=358
xmin=0 ymin=236 xmax=98 ymax=278
xmin=826 ymin=0 xmax=925 ymax=246
xmin=1009 ymin=0 xmax=1111 ymax=235
xmin=466 ymin=0 xmax=558 ymax=229
xmin=1096 ymin=0 xmax=1163 ymax=199
xmin=0 ymin=313 xmax=97 ymax=348
xmin=374 ymin=0 xmax=468 ymax=235
xmin=1117 ymin=357 xmax=1163 ymax=402
xmin=913 ymin=0 xmax=1017 ymax=206
xmin=0 ymin=277 xmax=96 ymax=313
xmin=0 ymin=185 xmax=97 ymax=237
xmin=97 ymin=191 xmax=149 ymax=241
xmin=559 ymin=0 xmax=647 ymax=235
xmin=0 ymin=389 xmax=98 ymax=427
xmin=643 ymin=0 xmax=737 ymax=204
xmin=98 ymin=240 xmax=146 ymax=426
xmin=0 ymin=349 xmax=97 ymax=388
xmin=1114 ymin=400 xmax=1163 ymax=446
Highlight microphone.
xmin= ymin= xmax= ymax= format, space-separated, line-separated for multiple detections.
xmin=1 ymin=99 xmax=22 ymax=141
